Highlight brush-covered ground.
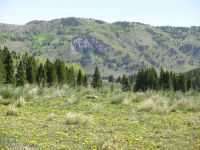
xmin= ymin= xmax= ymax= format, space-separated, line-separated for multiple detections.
xmin=0 ymin=84 xmax=200 ymax=150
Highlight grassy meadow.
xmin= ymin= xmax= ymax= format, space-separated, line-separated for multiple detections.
xmin=0 ymin=84 xmax=200 ymax=149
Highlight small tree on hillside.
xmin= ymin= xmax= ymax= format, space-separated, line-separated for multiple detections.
xmin=108 ymin=75 xmax=114 ymax=82
xmin=91 ymin=66 xmax=102 ymax=88
xmin=77 ymin=69 xmax=83 ymax=86
xmin=16 ymin=61 xmax=26 ymax=86
xmin=4 ymin=51 xmax=15 ymax=84
xmin=83 ymin=74 xmax=88 ymax=87
xmin=36 ymin=63 xmax=45 ymax=86
xmin=121 ymin=74 xmax=131 ymax=91
xmin=0 ymin=55 xmax=5 ymax=84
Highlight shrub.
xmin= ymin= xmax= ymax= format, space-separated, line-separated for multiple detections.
xmin=16 ymin=97 xmax=25 ymax=107
xmin=6 ymin=105 xmax=18 ymax=116
xmin=90 ymin=104 xmax=103 ymax=113
xmin=65 ymin=112 xmax=93 ymax=125
xmin=138 ymin=95 xmax=169 ymax=114
xmin=171 ymin=99 xmax=200 ymax=112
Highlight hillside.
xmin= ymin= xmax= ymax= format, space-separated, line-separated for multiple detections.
xmin=0 ymin=17 xmax=200 ymax=76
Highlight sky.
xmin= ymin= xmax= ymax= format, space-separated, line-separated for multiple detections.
xmin=0 ymin=0 xmax=199 ymax=27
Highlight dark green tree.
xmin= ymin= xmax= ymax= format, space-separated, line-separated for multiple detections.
xmin=55 ymin=59 xmax=66 ymax=85
xmin=36 ymin=63 xmax=45 ymax=86
xmin=44 ymin=59 xmax=57 ymax=87
xmin=177 ymin=74 xmax=187 ymax=92
xmin=16 ymin=61 xmax=26 ymax=86
xmin=91 ymin=66 xmax=102 ymax=88
xmin=4 ymin=50 xmax=15 ymax=84
xmin=121 ymin=74 xmax=131 ymax=91
xmin=26 ymin=56 xmax=36 ymax=84
xmin=67 ymin=67 xmax=76 ymax=87
xmin=0 ymin=55 xmax=5 ymax=84
xmin=116 ymin=76 xmax=122 ymax=83
xmin=108 ymin=75 xmax=114 ymax=82
xmin=83 ymin=74 xmax=88 ymax=88
xmin=77 ymin=69 xmax=83 ymax=86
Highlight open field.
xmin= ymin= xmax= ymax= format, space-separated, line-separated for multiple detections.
xmin=1 ymin=85 xmax=200 ymax=149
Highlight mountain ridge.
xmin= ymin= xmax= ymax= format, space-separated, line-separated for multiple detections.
xmin=0 ymin=17 xmax=200 ymax=76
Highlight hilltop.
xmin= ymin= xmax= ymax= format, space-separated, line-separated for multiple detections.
xmin=0 ymin=17 xmax=200 ymax=76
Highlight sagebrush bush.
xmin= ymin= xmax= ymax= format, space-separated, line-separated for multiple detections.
xmin=65 ymin=112 xmax=93 ymax=125
xmin=138 ymin=95 xmax=169 ymax=114
xmin=170 ymin=99 xmax=200 ymax=112
xmin=16 ymin=97 xmax=25 ymax=107
xmin=7 ymin=105 xmax=18 ymax=116
xmin=90 ymin=104 xmax=103 ymax=113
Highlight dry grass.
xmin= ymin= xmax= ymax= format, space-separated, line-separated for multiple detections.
xmin=170 ymin=99 xmax=200 ymax=112
xmin=138 ymin=95 xmax=169 ymax=114
xmin=16 ymin=97 xmax=25 ymax=107
xmin=6 ymin=104 xmax=18 ymax=116
xmin=65 ymin=112 xmax=93 ymax=125
xmin=46 ymin=113 xmax=56 ymax=121
xmin=90 ymin=104 xmax=103 ymax=113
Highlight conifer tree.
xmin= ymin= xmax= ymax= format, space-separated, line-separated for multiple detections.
xmin=121 ymin=74 xmax=131 ymax=91
xmin=0 ymin=55 xmax=5 ymax=84
xmin=108 ymin=75 xmax=114 ymax=82
xmin=26 ymin=56 xmax=36 ymax=84
xmin=4 ymin=50 xmax=15 ymax=84
xmin=16 ymin=61 xmax=26 ymax=86
xmin=91 ymin=66 xmax=102 ymax=88
xmin=36 ymin=63 xmax=45 ymax=86
xmin=116 ymin=76 xmax=122 ymax=83
xmin=68 ymin=67 xmax=76 ymax=87
xmin=177 ymin=74 xmax=187 ymax=92
xmin=55 ymin=59 xmax=66 ymax=85
xmin=44 ymin=59 xmax=57 ymax=87
xmin=77 ymin=69 xmax=83 ymax=86
xmin=83 ymin=74 xmax=88 ymax=88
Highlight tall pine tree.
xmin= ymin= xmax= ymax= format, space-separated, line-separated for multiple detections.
xmin=16 ymin=61 xmax=26 ymax=86
xmin=4 ymin=50 xmax=15 ymax=84
xmin=91 ymin=66 xmax=102 ymax=88
xmin=36 ymin=63 xmax=45 ymax=86
xmin=0 ymin=54 xmax=5 ymax=84
xmin=83 ymin=74 xmax=88 ymax=87
xmin=121 ymin=74 xmax=131 ymax=91
xmin=77 ymin=69 xmax=83 ymax=86
xmin=44 ymin=59 xmax=57 ymax=87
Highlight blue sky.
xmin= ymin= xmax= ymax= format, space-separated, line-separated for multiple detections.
xmin=0 ymin=0 xmax=199 ymax=26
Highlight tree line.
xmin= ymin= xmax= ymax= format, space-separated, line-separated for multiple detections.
xmin=108 ymin=68 xmax=194 ymax=92
xmin=0 ymin=47 xmax=102 ymax=88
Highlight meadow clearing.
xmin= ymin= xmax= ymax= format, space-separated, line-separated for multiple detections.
xmin=0 ymin=84 xmax=200 ymax=150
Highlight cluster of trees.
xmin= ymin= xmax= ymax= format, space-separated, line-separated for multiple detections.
xmin=108 ymin=68 xmax=194 ymax=93
xmin=134 ymin=68 xmax=190 ymax=92
xmin=0 ymin=47 xmax=90 ymax=87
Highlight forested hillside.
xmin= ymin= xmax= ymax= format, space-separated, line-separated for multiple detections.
xmin=0 ymin=17 xmax=200 ymax=76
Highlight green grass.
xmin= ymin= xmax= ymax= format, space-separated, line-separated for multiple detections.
xmin=0 ymin=85 xmax=200 ymax=149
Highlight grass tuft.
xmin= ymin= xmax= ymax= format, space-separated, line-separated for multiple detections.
xmin=6 ymin=105 xmax=18 ymax=116
xmin=65 ymin=112 xmax=93 ymax=125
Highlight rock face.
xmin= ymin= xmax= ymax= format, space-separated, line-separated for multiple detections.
xmin=70 ymin=35 xmax=114 ymax=56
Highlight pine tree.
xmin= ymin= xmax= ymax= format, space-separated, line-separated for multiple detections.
xmin=108 ymin=75 xmax=114 ymax=82
xmin=55 ymin=59 xmax=66 ymax=85
xmin=77 ymin=69 xmax=83 ymax=86
xmin=116 ymin=76 xmax=122 ymax=83
xmin=0 ymin=55 xmax=5 ymax=84
xmin=26 ymin=56 xmax=36 ymax=84
xmin=4 ymin=50 xmax=15 ymax=84
xmin=83 ymin=74 xmax=88 ymax=87
xmin=16 ymin=61 xmax=26 ymax=86
xmin=44 ymin=59 xmax=57 ymax=87
xmin=187 ymin=78 xmax=192 ymax=91
xmin=68 ymin=67 xmax=76 ymax=87
xmin=121 ymin=74 xmax=131 ymax=91
xmin=91 ymin=66 xmax=102 ymax=88
xmin=36 ymin=63 xmax=45 ymax=86
xmin=177 ymin=74 xmax=187 ymax=92
xmin=134 ymin=69 xmax=145 ymax=91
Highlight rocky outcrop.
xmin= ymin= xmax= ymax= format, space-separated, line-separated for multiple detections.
xmin=70 ymin=35 xmax=115 ymax=56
